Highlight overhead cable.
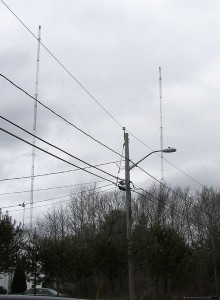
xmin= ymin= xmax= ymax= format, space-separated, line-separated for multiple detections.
xmin=0 ymin=1 xmax=123 ymax=128
xmin=0 ymin=179 xmax=108 ymax=196
xmin=132 ymin=187 xmax=206 ymax=230
xmin=0 ymin=161 xmax=119 ymax=182
xmin=0 ymin=116 xmax=120 ymax=181
xmin=0 ymin=74 xmax=123 ymax=158
xmin=136 ymin=165 xmax=198 ymax=209
xmin=0 ymin=1 xmax=205 ymax=189
xmin=4 ymin=186 xmax=117 ymax=213
xmin=128 ymin=131 xmax=204 ymax=188
xmin=0 ymin=127 xmax=118 ymax=185
xmin=0 ymin=79 xmax=204 ymax=191
xmin=0 ymin=183 xmax=114 ymax=210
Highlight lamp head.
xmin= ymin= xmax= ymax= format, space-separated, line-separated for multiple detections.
xmin=161 ymin=147 xmax=176 ymax=153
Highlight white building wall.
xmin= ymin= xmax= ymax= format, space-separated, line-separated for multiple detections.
xmin=0 ymin=273 xmax=41 ymax=293
xmin=0 ymin=273 xmax=13 ymax=294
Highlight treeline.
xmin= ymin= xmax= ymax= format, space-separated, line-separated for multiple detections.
xmin=1 ymin=184 xmax=220 ymax=300
xmin=36 ymin=184 xmax=220 ymax=299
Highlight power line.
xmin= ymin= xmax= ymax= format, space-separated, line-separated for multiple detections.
xmin=1 ymin=193 xmax=71 ymax=210
xmin=130 ymin=161 xmax=212 ymax=230
xmin=0 ymin=179 xmax=108 ymax=196
xmin=33 ymin=186 xmax=117 ymax=212
xmin=0 ymin=115 xmax=120 ymax=181
xmin=0 ymin=8 xmax=170 ymax=169
xmin=0 ymin=74 xmax=123 ymax=158
xmin=0 ymin=1 xmax=206 ymax=189
xmin=0 ymin=161 xmax=119 ymax=182
xmin=133 ymin=171 xmax=216 ymax=232
xmin=2 ymin=184 xmax=115 ymax=212
xmin=132 ymin=187 xmax=206 ymax=230
xmin=163 ymin=157 xmax=204 ymax=188
xmin=0 ymin=0 xmax=123 ymax=128
xmin=136 ymin=165 xmax=199 ymax=210
xmin=134 ymin=165 xmax=220 ymax=232
xmin=0 ymin=127 xmax=118 ymax=185
xmin=128 ymin=130 xmax=204 ymax=189
xmin=1 ymin=71 xmax=205 ymax=190
xmin=0 ymin=1 xmax=209 ymax=236
xmin=1 ymin=183 xmax=114 ymax=210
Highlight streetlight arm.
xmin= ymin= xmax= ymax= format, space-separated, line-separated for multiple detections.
xmin=129 ymin=150 xmax=161 ymax=171
xmin=129 ymin=147 xmax=176 ymax=171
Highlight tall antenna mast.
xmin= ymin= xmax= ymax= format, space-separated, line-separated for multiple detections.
xmin=159 ymin=66 xmax=164 ymax=182
xmin=30 ymin=25 xmax=41 ymax=231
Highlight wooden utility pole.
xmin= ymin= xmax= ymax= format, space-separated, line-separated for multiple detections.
xmin=123 ymin=130 xmax=176 ymax=300
xmin=124 ymin=130 xmax=135 ymax=300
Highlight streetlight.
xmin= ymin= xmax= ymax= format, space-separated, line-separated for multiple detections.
xmin=122 ymin=130 xmax=176 ymax=300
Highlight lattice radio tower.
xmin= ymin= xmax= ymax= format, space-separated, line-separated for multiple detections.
xmin=30 ymin=25 xmax=41 ymax=231
xmin=159 ymin=67 xmax=164 ymax=182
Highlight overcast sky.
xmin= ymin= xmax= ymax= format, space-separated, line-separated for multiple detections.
xmin=1 ymin=0 xmax=220 ymax=225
